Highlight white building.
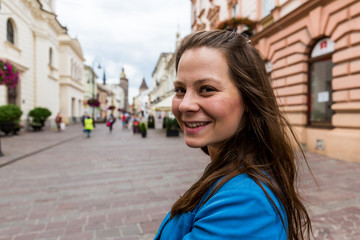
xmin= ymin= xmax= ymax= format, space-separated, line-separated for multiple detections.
xmin=133 ymin=78 xmax=151 ymax=118
xmin=59 ymin=34 xmax=85 ymax=124
xmin=83 ymin=65 xmax=99 ymax=118
xmin=0 ymin=0 xmax=85 ymax=128
xmin=150 ymin=52 xmax=174 ymax=109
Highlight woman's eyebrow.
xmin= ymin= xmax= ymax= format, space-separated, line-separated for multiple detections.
xmin=174 ymin=78 xmax=218 ymax=85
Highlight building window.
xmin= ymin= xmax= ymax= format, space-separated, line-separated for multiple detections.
xmin=7 ymin=19 xmax=15 ymax=44
xmin=49 ymin=48 xmax=53 ymax=65
xmin=308 ymin=38 xmax=335 ymax=127
xmin=262 ymin=0 xmax=275 ymax=17
xmin=232 ymin=2 xmax=239 ymax=18
xmin=71 ymin=59 xmax=73 ymax=78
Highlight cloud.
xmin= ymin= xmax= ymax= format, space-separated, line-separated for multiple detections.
xmin=56 ymin=0 xmax=191 ymax=103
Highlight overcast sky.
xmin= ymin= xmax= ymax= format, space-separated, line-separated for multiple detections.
xmin=55 ymin=0 xmax=191 ymax=103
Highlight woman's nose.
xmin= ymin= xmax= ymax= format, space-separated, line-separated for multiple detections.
xmin=178 ymin=92 xmax=199 ymax=113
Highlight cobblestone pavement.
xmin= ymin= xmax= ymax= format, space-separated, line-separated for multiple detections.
xmin=0 ymin=122 xmax=359 ymax=240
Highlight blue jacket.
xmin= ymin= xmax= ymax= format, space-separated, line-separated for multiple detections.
xmin=155 ymin=174 xmax=287 ymax=240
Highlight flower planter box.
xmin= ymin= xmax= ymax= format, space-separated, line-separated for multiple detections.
xmin=31 ymin=123 xmax=43 ymax=131
xmin=0 ymin=122 xmax=16 ymax=135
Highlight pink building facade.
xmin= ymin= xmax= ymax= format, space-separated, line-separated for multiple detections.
xmin=191 ymin=0 xmax=360 ymax=163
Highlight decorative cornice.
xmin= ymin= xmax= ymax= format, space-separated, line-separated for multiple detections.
xmin=251 ymin=0 xmax=331 ymax=43
xmin=59 ymin=35 xmax=85 ymax=61
xmin=21 ymin=0 xmax=67 ymax=35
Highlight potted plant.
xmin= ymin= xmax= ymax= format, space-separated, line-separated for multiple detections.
xmin=148 ymin=115 xmax=155 ymax=129
xmin=139 ymin=122 xmax=147 ymax=138
xmin=0 ymin=104 xmax=23 ymax=135
xmin=28 ymin=107 xmax=51 ymax=131
xmin=166 ymin=117 xmax=180 ymax=137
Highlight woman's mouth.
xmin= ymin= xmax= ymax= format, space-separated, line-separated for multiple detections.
xmin=183 ymin=121 xmax=210 ymax=134
xmin=184 ymin=122 xmax=209 ymax=128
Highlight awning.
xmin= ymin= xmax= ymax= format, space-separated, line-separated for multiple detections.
xmin=153 ymin=93 xmax=174 ymax=112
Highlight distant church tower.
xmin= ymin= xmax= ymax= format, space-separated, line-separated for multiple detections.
xmin=139 ymin=77 xmax=148 ymax=93
xmin=120 ymin=67 xmax=129 ymax=112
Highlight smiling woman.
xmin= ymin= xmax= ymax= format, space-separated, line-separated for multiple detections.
xmin=155 ymin=30 xmax=313 ymax=240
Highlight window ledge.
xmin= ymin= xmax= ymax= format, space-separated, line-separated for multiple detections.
xmin=4 ymin=41 xmax=21 ymax=53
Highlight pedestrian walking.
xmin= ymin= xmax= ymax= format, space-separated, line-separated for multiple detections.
xmin=155 ymin=30 xmax=313 ymax=240
xmin=55 ymin=113 xmax=62 ymax=132
xmin=81 ymin=114 xmax=86 ymax=127
xmin=121 ymin=114 xmax=126 ymax=128
xmin=83 ymin=115 xmax=94 ymax=138
xmin=106 ymin=113 xmax=116 ymax=133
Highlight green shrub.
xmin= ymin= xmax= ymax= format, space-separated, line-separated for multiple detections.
xmin=29 ymin=107 xmax=51 ymax=124
xmin=147 ymin=115 xmax=155 ymax=128
xmin=166 ymin=118 xmax=179 ymax=131
xmin=139 ymin=122 xmax=147 ymax=133
xmin=0 ymin=104 xmax=23 ymax=122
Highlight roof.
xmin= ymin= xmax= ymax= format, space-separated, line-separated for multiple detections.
xmin=139 ymin=78 xmax=148 ymax=90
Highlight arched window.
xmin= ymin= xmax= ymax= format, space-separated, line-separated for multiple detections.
xmin=7 ymin=19 xmax=15 ymax=44
xmin=49 ymin=48 xmax=53 ymax=65
xmin=308 ymin=38 xmax=335 ymax=127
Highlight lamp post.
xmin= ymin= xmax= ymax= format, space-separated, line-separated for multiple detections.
xmin=0 ymin=135 xmax=3 ymax=157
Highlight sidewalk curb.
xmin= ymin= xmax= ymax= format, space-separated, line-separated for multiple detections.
xmin=0 ymin=134 xmax=82 ymax=169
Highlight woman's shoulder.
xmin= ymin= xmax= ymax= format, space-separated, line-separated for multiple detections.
xmin=219 ymin=173 xmax=265 ymax=192
xmin=202 ymin=173 xmax=285 ymax=220
xmin=189 ymin=173 xmax=287 ymax=239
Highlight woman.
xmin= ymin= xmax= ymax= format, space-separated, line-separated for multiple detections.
xmin=55 ymin=113 xmax=62 ymax=132
xmin=107 ymin=113 xmax=116 ymax=133
xmin=155 ymin=30 xmax=312 ymax=240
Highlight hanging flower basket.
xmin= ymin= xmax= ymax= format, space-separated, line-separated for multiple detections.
xmin=216 ymin=17 xmax=256 ymax=35
xmin=0 ymin=59 xmax=20 ymax=88
xmin=87 ymin=98 xmax=100 ymax=107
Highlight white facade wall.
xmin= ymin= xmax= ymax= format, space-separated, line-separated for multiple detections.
xmin=58 ymin=34 xmax=84 ymax=123
xmin=150 ymin=53 xmax=173 ymax=103
xmin=0 ymin=0 xmax=69 ymax=129
xmin=109 ymin=84 xmax=124 ymax=111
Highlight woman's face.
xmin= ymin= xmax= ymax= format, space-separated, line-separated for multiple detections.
xmin=172 ymin=47 xmax=245 ymax=156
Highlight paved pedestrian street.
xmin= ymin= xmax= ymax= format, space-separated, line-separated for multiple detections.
xmin=0 ymin=123 xmax=359 ymax=240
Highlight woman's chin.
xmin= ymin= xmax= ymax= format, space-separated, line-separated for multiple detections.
xmin=185 ymin=139 xmax=204 ymax=149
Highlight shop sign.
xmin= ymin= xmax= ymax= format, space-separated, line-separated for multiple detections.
xmin=311 ymin=38 xmax=335 ymax=58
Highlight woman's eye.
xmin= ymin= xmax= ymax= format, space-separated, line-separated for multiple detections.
xmin=174 ymin=87 xmax=185 ymax=94
xmin=200 ymin=86 xmax=215 ymax=93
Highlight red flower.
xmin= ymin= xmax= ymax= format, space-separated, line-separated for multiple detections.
xmin=0 ymin=59 xmax=20 ymax=88
xmin=87 ymin=98 xmax=100 ymax=107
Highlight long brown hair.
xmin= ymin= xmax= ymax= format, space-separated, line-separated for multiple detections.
xmin=171 ymin=30 xmax=313 ymax=240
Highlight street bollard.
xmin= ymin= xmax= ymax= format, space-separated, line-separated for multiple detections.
xmin=0 ymin=136 xmax=3 ymax=157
